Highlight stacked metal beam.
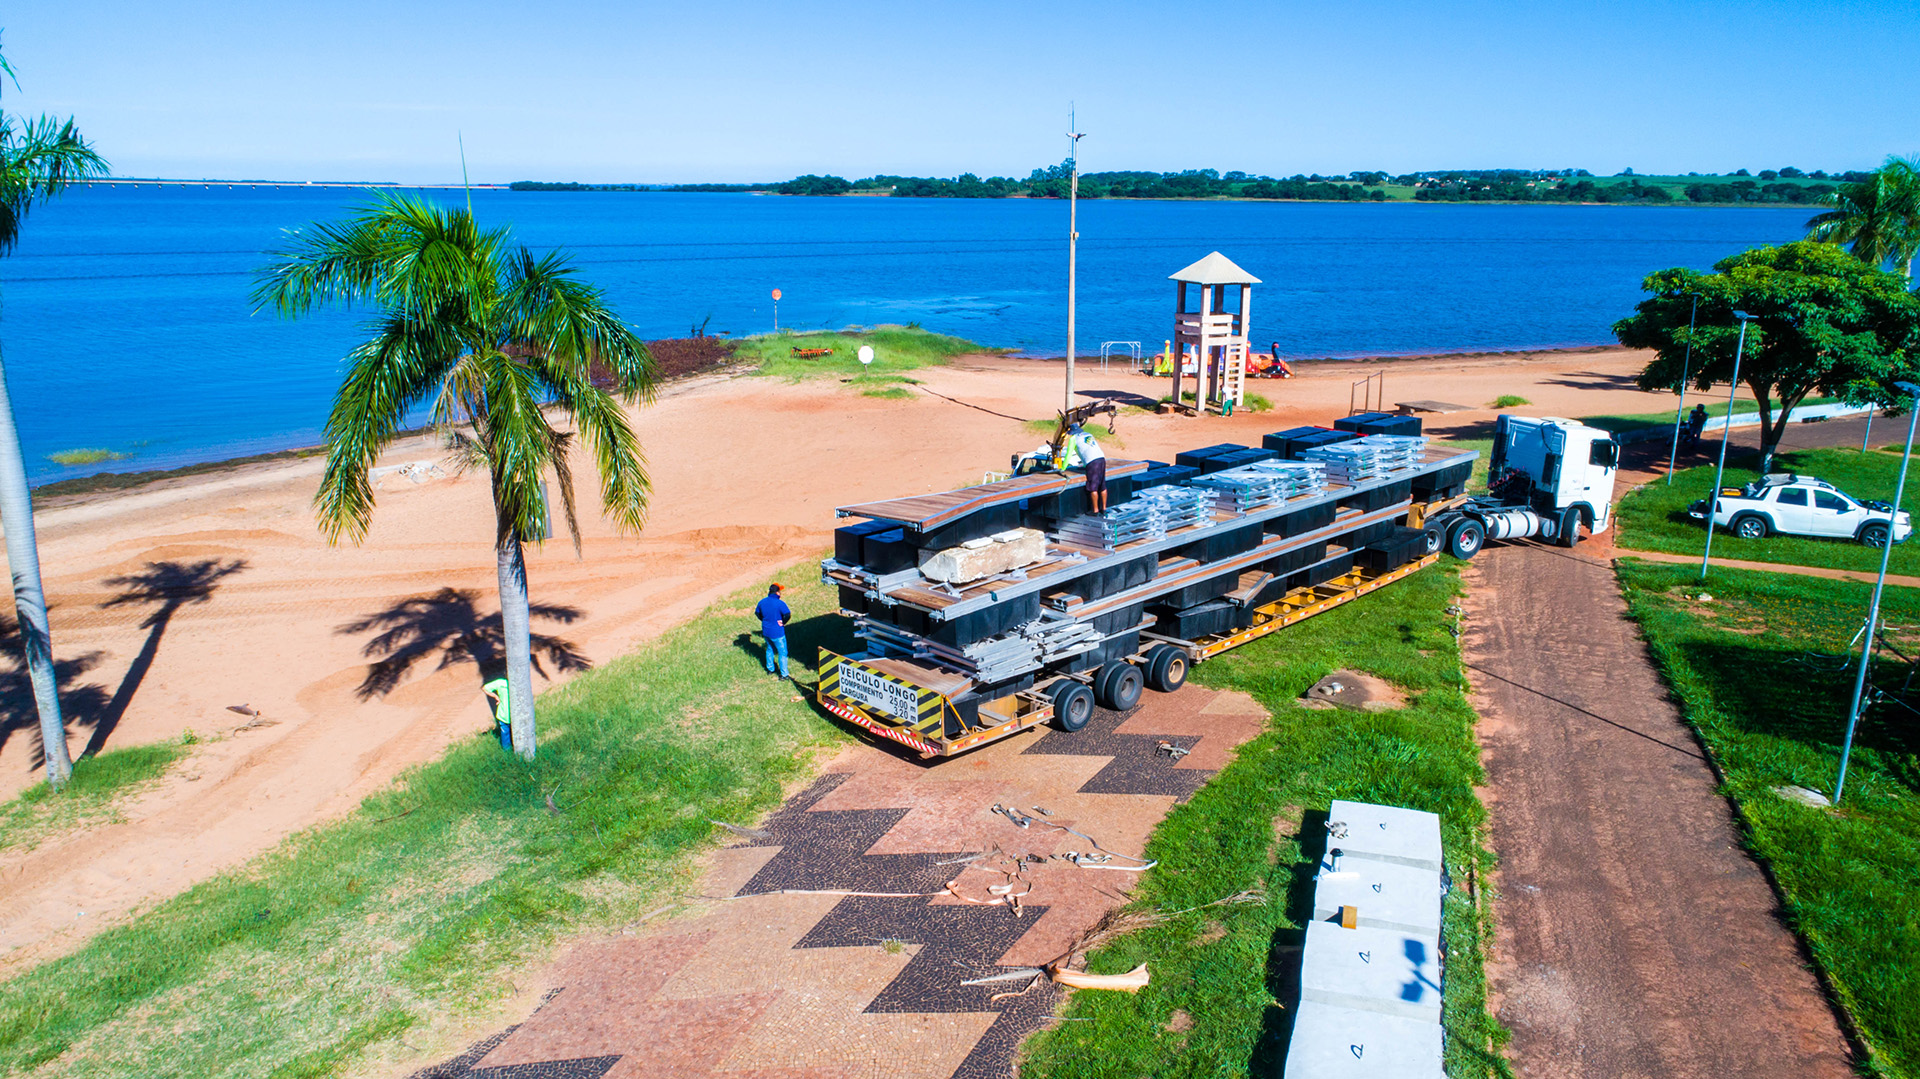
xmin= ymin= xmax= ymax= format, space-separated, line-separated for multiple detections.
xmin=1250 ymin=459 xmax=1329 ymax=497
xmin=1051 ymin=485 xmax=1214 ymax=549
xmin=1134 ymin=485 xmax=1214 ymax=531
xmin=857 ymin=612 xmax=1103 ymax=685
xmin=1299 ymin=434 xmax=1429 ymax=483
xmin=1194 ymin=461 xmax=1328 ymax=511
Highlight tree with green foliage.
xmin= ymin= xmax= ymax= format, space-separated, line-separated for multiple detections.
xmin=1615 ymin=241 xmax=1920 ymax=472
xmin=1806 ymin=155 xmax=1920 ymax=280
xmin=254 ymin=193 xmax=656 ymax=760
xmin=0 ymin=39 xmax=108 ymax=788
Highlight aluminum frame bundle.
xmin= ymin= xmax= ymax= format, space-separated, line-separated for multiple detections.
xmin=1299 ymin=434 xmax=1429 ymax=482
xmin=1249 ymin=459 xmax=1329 ymax=497
xmin=1133 ymin=484 xmax=1214 ymax=531
xmin=1193 ymin=461 xmax=1327 ymax=510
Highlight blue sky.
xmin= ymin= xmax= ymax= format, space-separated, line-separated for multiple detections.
xmin=8 ymin=1 xmax=1916 ymax=184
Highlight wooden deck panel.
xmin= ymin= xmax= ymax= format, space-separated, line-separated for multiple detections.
xmin=860 ymin=656 xmax=973 ymax=698
xmin=837 ymin=459 xmax=1150 ymax=530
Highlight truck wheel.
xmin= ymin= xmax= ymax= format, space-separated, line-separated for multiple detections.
xmin=1733 ymin=515 xmax=1768 ymax=540
xmin=1421 ymin=524 xmax=1445 ymax=555
xmin=1447 ymin=519 xmax=1485 ymax=560
xmin=1094 ymin=661 xmax=1143 ymax=711
xmin=1051 ymin=680 xmax=1094 ymax=732
xmin=1146 ymin=645 xmax=1189 ymax=692
xmin=1557 ymin=507 xmax=1583 ymax=548
xmin=1861 ymin=522 xmax=1891 ymax=548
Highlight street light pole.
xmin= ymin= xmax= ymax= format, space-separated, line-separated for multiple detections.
xmin=1064 ymin=114 xmax=1085 ymax=415
xmin=1666 ymin=294 xmax=1698 ymax=485
xmin=1836 ymin=380 xmax=1920 ymax=805
xmin=1700 ymin=311 xmax=1757 ymax=580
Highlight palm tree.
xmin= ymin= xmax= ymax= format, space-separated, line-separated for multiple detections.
xmin=254 ymin=193 xmax=654 ymax=760
xmin=1807 ymin=155 xmax=1920 ymax=280
xmin=0 ymin=42 xmax=108 ymax=788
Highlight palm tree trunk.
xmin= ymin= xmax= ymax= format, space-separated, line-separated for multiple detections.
xmin=0 ymin=355 xmax=70 ymax=787
xmin=496 ymin=537 xmax=537 ymax=761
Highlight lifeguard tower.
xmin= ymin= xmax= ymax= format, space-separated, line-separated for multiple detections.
xmin=1168 ymin=252 xmax=1259 ymax=415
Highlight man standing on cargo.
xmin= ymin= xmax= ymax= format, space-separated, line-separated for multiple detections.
xmin=1066 ymin=423 xmax=1108 ymax=515
xmin=755 ymin=583 xmax=792 ymax=678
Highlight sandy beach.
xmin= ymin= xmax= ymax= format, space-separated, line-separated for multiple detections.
xmin=0 ymin=345 xmax=1677 ymax=971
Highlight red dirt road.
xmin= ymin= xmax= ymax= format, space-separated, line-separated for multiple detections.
xmin=1463 ymin=542 xmax=1853 ymax=1078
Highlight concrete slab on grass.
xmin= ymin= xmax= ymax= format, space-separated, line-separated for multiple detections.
xmin=1327 ymin=799 xmax=1443 ymax=872
xmin=1284 ymin=1000 xmax=1446 ymax=1078
xmin=1299 ymin=921 xmax=1444 ymax=1022
xmin=1312 ymin=859 xmax=1445 ymax=937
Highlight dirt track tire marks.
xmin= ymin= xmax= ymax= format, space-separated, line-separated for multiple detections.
xmin=1463 ymin=544 xmax=1852 ymax=1079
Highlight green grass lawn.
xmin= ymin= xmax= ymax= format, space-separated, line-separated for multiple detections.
xmin=1614 ymin=446 xmax=1920 ymax=576
xmin=1616 ymin=560 xmax=1920 ymax=1076
xmin=1020 ymin=562 xmax=1506 ymax=1079
xmin=0 ymin=570 xmax=857 ymax=1079
xmin=729 ymin=325 xmax=988 ymax=381
xmin=0 ymin=741 xmax=187 ymax=855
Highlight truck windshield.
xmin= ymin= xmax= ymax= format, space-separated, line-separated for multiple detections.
xmin=1589 ymin=440 xmax=1618 ymax=469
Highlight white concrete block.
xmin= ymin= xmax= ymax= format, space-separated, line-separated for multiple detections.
xmin=1327 ymin=799 xmax=1443 ymax=873
xmin=1312 ymin=860 xmax=1445 ymax=938
xmin=1283 ymin=1000 xmax=1445 ymax=1079
xmin=919 ymin=528 xmax=1047 ymax=584
xmin=1298 ymin=921 xmax=1443 ymax=1023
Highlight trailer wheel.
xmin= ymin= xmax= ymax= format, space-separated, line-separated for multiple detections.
xmin=1447 ymin=519 xmax=1485 ymax=559
xmin=1092 ymin=661 xmax=1143 ymax=711
xmin=1146 ymin=645 xmax=1189 ymax=692
xmin=1421 ymin=524 xmax=1445 ymax=555
xmin=1051 ymin=680 xmax=1094 ymax=732
xmin=1557 ymin=506 xmax=1583 ymax=548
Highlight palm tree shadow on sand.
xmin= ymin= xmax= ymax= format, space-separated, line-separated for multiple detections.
xmin=88 ymin=559 xmax=250 ymax=758
xmin=0 ymin=615 xmax=111 ymax=768
xmin=337 ymin=588 xmax=590 ymax=701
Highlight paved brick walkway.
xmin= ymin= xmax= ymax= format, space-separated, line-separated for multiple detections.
xmin=412 ymin=688 xmax=1268 ymax=1079
xmin=1618 ymin=547 xmax=1920 ymax=588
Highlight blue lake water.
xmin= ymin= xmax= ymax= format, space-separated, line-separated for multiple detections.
xmin=2 ymin=187 xmax=1812 ymax=482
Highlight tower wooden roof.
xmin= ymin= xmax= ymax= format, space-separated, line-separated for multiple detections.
xmin=1168 ymin=251 xmax=1260 ymax=285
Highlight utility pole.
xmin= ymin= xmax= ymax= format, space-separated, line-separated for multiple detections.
xmin=1700 ymin=311 xmax=1756 ymax=580
xmin=1064 ymin=112 xmax=1085 ymax=414
xmin=1837 ymin=379 xmax=1920 ymax=804
xmin=1665 ymin=294 xmax=1697 ymax=484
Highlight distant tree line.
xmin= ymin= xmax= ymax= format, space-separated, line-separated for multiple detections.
xmin=515 ymin=164 xmax=1885 ymax=206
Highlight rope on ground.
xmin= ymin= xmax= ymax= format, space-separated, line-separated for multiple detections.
xmin=915 ymin=385 xmax=1034 ymax=423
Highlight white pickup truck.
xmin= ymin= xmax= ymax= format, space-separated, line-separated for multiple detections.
xmin=1688 ymin=473 xmax=1912 ymax=547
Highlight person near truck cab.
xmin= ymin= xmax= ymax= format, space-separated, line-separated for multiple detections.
xmin=1066 ymin=423 xmax=1108 ymax=515
xmin=754 ymin=583 xmax=792 ymax=678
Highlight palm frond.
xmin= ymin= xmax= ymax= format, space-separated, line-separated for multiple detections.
xmin=500 ymin=245 xmax=657 ymax=401
xmin=546 ymin=429 xmax=584 ymax=557
xmin=0 ymin=113 xmax=108 ymax=255
xmin=476 ymin=350 xmax=558 ymax=547
xmin=532 ymin=353 xmax=651 ymax=535
xmin=313 ymin=316 xmax=457 ymax=543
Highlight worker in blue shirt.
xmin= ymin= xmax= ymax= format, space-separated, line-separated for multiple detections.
xmin=754 ymin=583 xmax=792 ymax=678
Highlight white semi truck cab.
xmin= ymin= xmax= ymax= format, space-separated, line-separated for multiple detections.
xmin=1423 ymin=415 xmax=1621 ymax=558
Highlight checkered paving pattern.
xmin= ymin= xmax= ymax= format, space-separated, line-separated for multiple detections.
xmin=412 ymin=688 xmax=1268 ymax=1079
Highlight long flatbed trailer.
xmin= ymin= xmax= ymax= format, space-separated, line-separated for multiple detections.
xmin=814 ymin=428 xmax=1479 ymax=759
xmin=818 ymin=552 xmax=1441 ymax=759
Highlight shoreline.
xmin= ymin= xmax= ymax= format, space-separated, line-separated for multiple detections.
xmin=37 ymin=343 xmax=1638 ymax=505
